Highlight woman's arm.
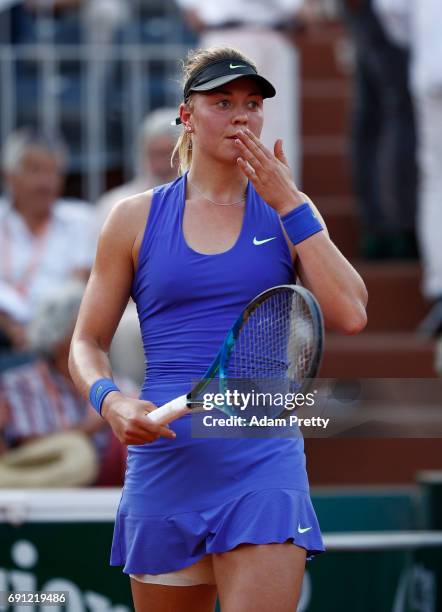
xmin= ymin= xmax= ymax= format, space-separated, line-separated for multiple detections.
xmin=293 ymin=233 xmax=368 ymax=335
xmin=69 ymin=192 xmax=176 ymax=444
xmin=291 ymin=193 xmax=367 ymax=335
xmin=235 ymin=129 xmax=368 ymax=334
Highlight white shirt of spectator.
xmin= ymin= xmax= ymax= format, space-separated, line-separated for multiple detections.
xmin=175 ymin=0 xmax=303 ymax=27
xmin=374 ymin=0 xmax=442 ymax=94
xmin=0 ymin=199 xmax=95 ymax=323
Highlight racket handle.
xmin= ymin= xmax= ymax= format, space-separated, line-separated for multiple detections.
xmin=148 ymin=394 xmax=190 ymax=425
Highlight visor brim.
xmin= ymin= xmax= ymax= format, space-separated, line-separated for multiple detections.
xmin=190 ymin=73 xmax=276 ymax=98
xmin=174 ymin=73 xmax=276 ymax=125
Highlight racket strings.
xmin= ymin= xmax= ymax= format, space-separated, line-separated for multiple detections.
xmin=226 ymin=289 xmax=316 ymax=386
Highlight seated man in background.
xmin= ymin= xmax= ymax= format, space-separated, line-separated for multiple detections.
xmin=0 ymin=280 xmax=133 ymax=487
xmin=94 ymin=108 xmax=179 ymax=385
xmin=95 ymin=107 xmax=179 ymax=228
xmin=0 ymin=127 xmax=95 ymax=367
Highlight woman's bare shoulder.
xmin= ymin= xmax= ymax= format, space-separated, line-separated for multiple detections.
xmin=106 ymin=189 xmax=153 ymax=232
xmin=99 ymin=189 xmax=153 ymax=250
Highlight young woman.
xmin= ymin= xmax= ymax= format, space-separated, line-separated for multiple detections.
xmin=69 ymin=47 xmax=368 ymax=612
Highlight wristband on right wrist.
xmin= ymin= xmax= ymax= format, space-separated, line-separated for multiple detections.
xmin=281 ymin=203 xmax=323 ymax=245
xmin=89 ymin=378 xmax=120 ymax=416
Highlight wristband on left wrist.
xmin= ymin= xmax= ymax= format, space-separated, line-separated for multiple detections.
xmin=281 ymin=203 xmax=323 ymax=245
xmin=89 ymin=378 xmax=121 ymax=416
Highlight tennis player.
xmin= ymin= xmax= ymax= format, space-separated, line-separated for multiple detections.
xmin=69 ymin=47 xmax=368 ymax=612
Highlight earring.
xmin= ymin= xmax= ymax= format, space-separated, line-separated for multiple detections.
xmin=186 ymin=125 xmax=193 ymax=133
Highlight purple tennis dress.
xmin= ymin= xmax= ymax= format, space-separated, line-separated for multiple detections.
xmin=110 ymin=174 xmax=325 ymax=574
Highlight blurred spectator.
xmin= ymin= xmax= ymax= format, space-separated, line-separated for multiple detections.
xmin=25 ymin=1 xmax=85 ymax=9
xmin=0 ymin=0 xmax=85 ymax=43
xmin=94 ymin=109 xmax=179 ymax=386
xmin=174 ymin=0 xmax=313 ymax=181
xmin=0 ymin=1 xmax=32 ymax=44
xmin=0 ymin=280 xmax=132 ymax=487
xmin=374 ymin=0 xmax=442 ymax=334
xmin=0 ymin=127 xmax=95 ymax=364
xmin=83 ymin=0 xmax=129 ymax=45
xmin=95 ymin=107 xmax=179 ymax=228
xmin=0 ymin=0 xmax=125 ymax=45
xmin=338 ymin=0 xmax=417 ymax=259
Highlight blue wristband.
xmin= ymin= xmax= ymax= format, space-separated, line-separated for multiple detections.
xmin=281 ymin=203 xmax=323 ymax=245
xmin=89 ymin=378 xmax=120 ymax=416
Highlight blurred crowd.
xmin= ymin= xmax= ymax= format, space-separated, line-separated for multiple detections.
xmin=1 ymin=0 xmax=442 ymax=488
xmin=341 ymin=0 xmax=442 ymax=335
xmin=0 ymin=109 xmax=178 ymax=488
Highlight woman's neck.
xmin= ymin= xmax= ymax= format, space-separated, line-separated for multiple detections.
xmin=187 ymin=154 xmax=248 ymax=204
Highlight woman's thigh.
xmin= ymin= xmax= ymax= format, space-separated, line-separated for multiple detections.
xmin=212 ymin=542 xmax=306 ymax=612
xmin=130 ymin=580 xmax=218 ymax=612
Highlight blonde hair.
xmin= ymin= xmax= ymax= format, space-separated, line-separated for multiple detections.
xmin=172 ymin=47 xmax=257 ymax=175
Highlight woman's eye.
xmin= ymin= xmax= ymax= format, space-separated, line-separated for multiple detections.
xmin=217 ymin=100 xmax=230 ymax=108
xmin=248 ymin=101 xmax=260 ymax=109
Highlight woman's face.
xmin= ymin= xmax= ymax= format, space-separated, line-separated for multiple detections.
xmin=185 ymin=76 xmax=264 ymax=164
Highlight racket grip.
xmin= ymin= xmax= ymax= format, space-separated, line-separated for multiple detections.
xmin=148 ymin=394 xmax=190 ymax=425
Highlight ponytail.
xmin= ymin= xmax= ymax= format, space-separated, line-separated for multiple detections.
xmin=171 ymin=123 xmax=192 ymax=176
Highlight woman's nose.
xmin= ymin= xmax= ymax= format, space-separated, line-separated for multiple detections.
xmin=232 ymin=112 xmax=248 ymax=125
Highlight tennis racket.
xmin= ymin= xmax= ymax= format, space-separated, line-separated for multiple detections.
xmin=149 ymin=284 xmax=324 ymax=425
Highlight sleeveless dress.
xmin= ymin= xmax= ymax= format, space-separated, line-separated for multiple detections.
xmin=110 ymin=174 xmax=325 ymax=574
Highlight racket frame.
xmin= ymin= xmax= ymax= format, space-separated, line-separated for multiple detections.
xmin=149 ymin=284 xmax=324 ymax=425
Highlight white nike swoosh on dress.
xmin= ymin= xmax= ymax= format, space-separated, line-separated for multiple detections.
xmin=253 ymin=237 xmax=277 ymax=246
xmin=297 ymin=524 xmax=312 ymax=534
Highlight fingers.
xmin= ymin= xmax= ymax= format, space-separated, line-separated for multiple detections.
xmin=153 ymin=422 xmax=178 ymax=440
xmin=274 ymin=139 xmax=290 ymax=168
xmin=120 ymin=416 xmax=176 ymax=445
xmin=241 ymin=127 xmax=271 ymax=156
xmin=110 ymin=399 xmax=178 ymax=445
xmin=124 ymin=433 xmax=159 ymax=445
xmin=137 ymin=411 xmax=177 ymax=440
xmin=140 ymin=402 xmax=178 ymax=439
xmin=235 ymin=141 xmax=263 ymax=174
xmin=114 ymin=422 xmax=160 ymax=445
xmin=237 ymin=156 xmax=257 ymax=179
xmin=235 ymin=130 xmax=267 ymax=181
xmin=235 ymin=128 xmax=271 ymax=164
xmin=235 ymin=129 xmax=289 ymax=184
xmin=274 ymin=138 xmax=282 ymax=158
